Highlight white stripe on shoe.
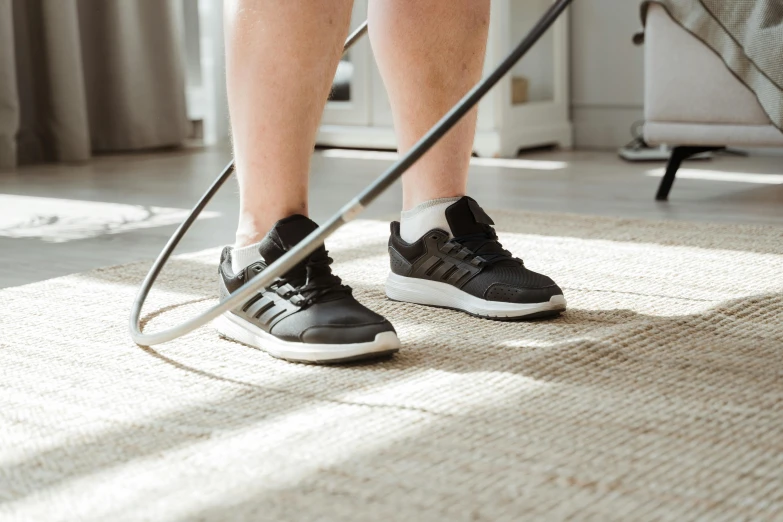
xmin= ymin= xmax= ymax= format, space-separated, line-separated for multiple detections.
xmin=385 ymin=272 xmax=566 ymax=319
xmin=214 ymin=312 xmax=400 ymax=364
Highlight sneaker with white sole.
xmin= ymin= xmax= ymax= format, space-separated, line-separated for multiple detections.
xmin=386 ymin=196 xmax=566 ymax=320
xmin=215 ymin=215 xmax=400 ymax=363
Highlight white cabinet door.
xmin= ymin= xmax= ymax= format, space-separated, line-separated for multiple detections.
xmin=321 ymin=1 xmax=372 ymax=126
xmin=317 ymin=0 xmax=572 ymax=155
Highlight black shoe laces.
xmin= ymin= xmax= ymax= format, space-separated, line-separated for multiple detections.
xmin=451 ymin=226 xmax=522 ymax=266
xmin=273 ymin=248 xmax=352 ymax=307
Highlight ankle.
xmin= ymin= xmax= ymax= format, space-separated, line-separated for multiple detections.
xmin=403 ymin=191 xmax=465 ymax=212
xmin=399 ymin=196 xmax=462 ymax=242
xmin=235 ymin=230 xmax=266 ymax=249
xmin=235 ymin=214 xmax=270 ymax=248
xmin=235 ymin=208 xmax=308 ymax=248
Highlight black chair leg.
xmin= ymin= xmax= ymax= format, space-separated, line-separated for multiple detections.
xmin=656 ymin=146 xmax=723 ymax=201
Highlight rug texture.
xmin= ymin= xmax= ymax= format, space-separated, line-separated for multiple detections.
xmin=1 ymin=211 xmax=782 ymax=522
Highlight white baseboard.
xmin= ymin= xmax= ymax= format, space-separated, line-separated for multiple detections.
xmin=317 ymin=125 xmax=573 ymax=158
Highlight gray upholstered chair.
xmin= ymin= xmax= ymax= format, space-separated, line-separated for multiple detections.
xmin=643 ymin=3 xmax=783 ymax=200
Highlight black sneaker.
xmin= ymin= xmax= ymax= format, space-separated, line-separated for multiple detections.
xmin=215 ymin=215 xmax=400 ymax=363
xmin=385 ymin=197 xmax=566 ymax=320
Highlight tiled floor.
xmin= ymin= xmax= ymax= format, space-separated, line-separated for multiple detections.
xmin=1 ymin=145 xmax=781 ymax=288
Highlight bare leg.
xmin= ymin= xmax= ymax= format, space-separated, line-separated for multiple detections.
xmin=224 ymin=0 xmax=354 ymax=246
xmin=368 ymin=0 xmax=490 ymax=210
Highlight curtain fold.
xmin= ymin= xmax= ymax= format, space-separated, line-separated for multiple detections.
xmin=0 ymin=0 xmax=19 ymax=168
xmin=0 ymin=0 xmax=188 ymax=170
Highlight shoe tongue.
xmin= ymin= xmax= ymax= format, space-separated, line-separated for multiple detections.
xmin=445 ymin=196 xmax=495 ymax=236
xmin=445 ymin=197 xmax=519 ymax=267
xmin=258 ymin=214 xmax=320 ymax=263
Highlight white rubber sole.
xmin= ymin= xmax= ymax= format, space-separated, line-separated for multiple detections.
xmin=385 ymin=272 xmax=566 ymax=319
xmin=214 ymin=312 xmax=400 ymax=364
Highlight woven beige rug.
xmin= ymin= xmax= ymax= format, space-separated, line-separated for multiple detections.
xmin=2 ymin=211 xmax=782 ymax=522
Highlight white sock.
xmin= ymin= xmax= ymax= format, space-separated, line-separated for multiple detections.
xmin=399 ymin=197 xmax=461 ymax=243
xmin=231 ymin=242 xmax=264 ymax=274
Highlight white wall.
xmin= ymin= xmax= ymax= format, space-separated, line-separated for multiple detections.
xmin=570 ymin=0 xmax=645 ymax=149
